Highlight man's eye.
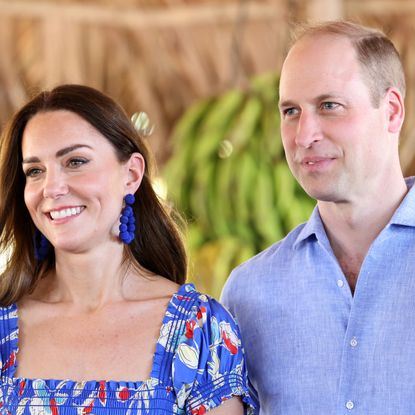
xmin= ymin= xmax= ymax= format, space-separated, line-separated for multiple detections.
xmin=68 ymin=158 xmax=89 ymax=168
xmin=321 ymin=102 xmax=339 ymax=110
xmin=283 ymin=108 xmax=299 ymax=117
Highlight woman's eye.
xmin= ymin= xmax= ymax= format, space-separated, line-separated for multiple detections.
xmin=25 ymin=168 xmax=42 ymax=178
xmin=68 ymin=158 xmax=89 ymax=168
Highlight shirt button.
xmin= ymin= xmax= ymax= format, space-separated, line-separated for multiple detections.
xmin=337 ymin=279 xmax=344 ymax=288
xmin=346 ymin=400 xmax=354 ymax=410
xmin=350 ymin=337 xmax=358 ymax=347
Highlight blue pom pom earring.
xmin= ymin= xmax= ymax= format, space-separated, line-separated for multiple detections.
xmin=119 ymin=194 xmax=136 ymax=244
xmin=34 ymin=229 xmax=50 ymax=261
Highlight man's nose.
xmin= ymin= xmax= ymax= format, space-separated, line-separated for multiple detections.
xmin=295 ymin=112 xmax=323 ymax=148
xmin=42 ymin=170 xmax=68 ymax=199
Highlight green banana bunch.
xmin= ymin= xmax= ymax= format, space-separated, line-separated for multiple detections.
xmin=164 ymin=72 xmax=315 ymax=298
xmin=192 ymin=90 xmax=245 ymax=165
xmin=167 ymin=99 xmax=214 ymax=215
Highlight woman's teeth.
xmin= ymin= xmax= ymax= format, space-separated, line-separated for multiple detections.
xmin=50 ymin=207 xmax=83 ymax=220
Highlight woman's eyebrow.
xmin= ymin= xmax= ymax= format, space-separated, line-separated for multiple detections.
xmin=55 ymin=144 xmax=93 ymax=158
xmin=22 ymin=144 xmax=93 ymax=164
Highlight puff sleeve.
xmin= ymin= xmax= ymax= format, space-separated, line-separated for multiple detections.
xmin=172 ymin=292 xmax=256 ymax=414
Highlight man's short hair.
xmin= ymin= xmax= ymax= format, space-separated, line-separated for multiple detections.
xmin=292 ymin=21 xmax=406 ymax=107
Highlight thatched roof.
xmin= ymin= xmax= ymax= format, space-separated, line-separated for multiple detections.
xmin=1 ymin=0 xmax=415 ymax=172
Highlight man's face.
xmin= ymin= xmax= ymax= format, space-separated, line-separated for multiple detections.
xmin=279 ymin=34 xmax=394 ymax=203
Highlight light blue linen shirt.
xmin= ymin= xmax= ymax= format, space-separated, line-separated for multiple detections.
xmin=221 ymin=177 xmax=415 ymax=415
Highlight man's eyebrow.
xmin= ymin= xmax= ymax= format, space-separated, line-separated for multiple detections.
xmin=278 ymin=93 xmax=341 ymax=110
xmin=314 ymin=93 xmax=341 ymax=102
xmin=22 ymin=144 xmax=93 ymax=164
xmin=278 ymin=99 xmax=296 ymax=110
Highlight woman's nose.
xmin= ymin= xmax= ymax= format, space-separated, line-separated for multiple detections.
xmin=42 ymin=170 xmax=68 ymax=199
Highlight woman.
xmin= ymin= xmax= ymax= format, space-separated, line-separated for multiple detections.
xmin=0 ymin=85 xmax=255 ymax=414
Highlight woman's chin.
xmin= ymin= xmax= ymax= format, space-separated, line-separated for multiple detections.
xmin=52 ymin=240 xmax=88 ymax=256
xmin=52 ymin=237 xmax=121 ymax=257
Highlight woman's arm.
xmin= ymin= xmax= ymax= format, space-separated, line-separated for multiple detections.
xmin=207 ymin=397 xmax=244 ymax=415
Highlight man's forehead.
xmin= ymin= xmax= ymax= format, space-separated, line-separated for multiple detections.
xmin=284 ymin=33 xmax=355 ymax=68
xmin=281 ymin=36 xmax=359 ymax=85
xmin=278 ymin=34 xmax=370 ymax=106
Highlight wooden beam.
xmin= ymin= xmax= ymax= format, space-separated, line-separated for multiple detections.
xmin=0 ymin=1 xmax=282 ymax=28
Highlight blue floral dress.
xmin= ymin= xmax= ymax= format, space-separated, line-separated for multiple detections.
xmin=0 ymin=283 xmax=255 ymax=414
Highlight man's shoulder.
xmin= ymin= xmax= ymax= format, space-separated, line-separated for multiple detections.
xmin=221 ymin=222 xmax=309 ymax=313
xmin=241 ymin=223 xmax=305 ymax=267
xmin=225 ymin=221 xmax=308 ymax=288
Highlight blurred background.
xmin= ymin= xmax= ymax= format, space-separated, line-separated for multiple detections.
xmin=1 ymin=0 xmax=415 ymax=297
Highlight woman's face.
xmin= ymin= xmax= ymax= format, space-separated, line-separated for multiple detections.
xmin=21 ymin=110 xmax=138 ymax=254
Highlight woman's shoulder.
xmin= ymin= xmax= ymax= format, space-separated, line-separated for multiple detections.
xmin=175 ymin=283 xmax=237 ymax=323
xmin=0 ymin=304 xmax=18 ymax=371
xmin=171 ymin=283 xmax=256 ymax=413
xmin=172 ymin=283 xmax=242 ymax=355
xmin=0 ymin=303 xmax=17 ymax=323
xmin=0 ymin=304 xmax=18 ymax=341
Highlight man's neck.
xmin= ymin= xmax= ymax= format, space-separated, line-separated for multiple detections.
xmin=317 ymin=177 xmax=408 ymax=292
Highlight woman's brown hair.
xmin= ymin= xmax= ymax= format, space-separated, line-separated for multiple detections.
xmin=0 ymin=84 xmax=187 ymax=306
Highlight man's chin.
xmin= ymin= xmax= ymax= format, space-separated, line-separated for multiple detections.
xmin=297 ymin=173 xmax=345 ymax=202
xmin=301 ymin=185 xmax=345 ymax=204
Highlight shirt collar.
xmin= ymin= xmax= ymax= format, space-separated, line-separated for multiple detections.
xmin=293 ymin=206 xmax=324 ymax=249
xmin=293 ymin=176 xmax=415 ymax=249
xmin=389 ymin=176 xmax=415 ymax=226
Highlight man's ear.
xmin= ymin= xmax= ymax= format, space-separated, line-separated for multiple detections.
xmin=124 ymin=152 xmax=145 ymax=194
xmin=386 ymin=87 xmax=405 ymax=134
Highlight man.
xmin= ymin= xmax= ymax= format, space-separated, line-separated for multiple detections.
xmin=221 ymin=21 xmax=415 ymax=414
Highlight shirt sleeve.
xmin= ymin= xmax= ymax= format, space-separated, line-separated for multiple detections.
xmin=172 ymin=293 xmax=256 ymax=414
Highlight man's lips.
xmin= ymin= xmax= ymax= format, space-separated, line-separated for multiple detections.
xmin=296 ymin=156 xmax=338 ymax=173
xmin=300 ymin=156 xmax=337 ymax=165
xmin=45 ymin=206 xmax=85 ymax=220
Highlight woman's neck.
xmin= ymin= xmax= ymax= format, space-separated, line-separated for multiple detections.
xmin=35 ymin=243 xmax=130 ymax=310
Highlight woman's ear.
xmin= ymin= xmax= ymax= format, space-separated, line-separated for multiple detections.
xmin=386 ymin=87 xmax=405 ymax=134
xmin=124 ymin=152 xmax=145 ymax=194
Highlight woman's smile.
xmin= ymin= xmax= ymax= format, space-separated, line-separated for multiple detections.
xmin=46 ymin=205 xmax=85 ymax=221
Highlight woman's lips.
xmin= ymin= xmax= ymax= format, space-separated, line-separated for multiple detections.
xmin=46 ymin=206 xmax=85 ymax=221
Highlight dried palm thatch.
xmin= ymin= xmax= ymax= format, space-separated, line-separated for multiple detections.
xmin=1 ymin=0 xmax=415 ymax=173
xmin=0 ymin=0 xmax=286 ymax=165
